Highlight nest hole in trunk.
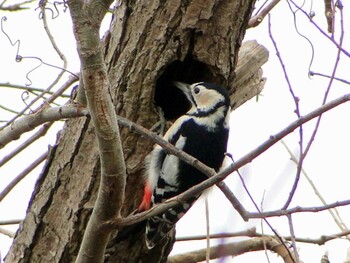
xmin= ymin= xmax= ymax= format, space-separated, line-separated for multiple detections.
xmin=155 ymin=57 xmax=214 ymax=120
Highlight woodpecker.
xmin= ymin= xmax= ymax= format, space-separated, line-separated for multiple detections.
xmin=139 ymin=81 xmax=231 ymax=249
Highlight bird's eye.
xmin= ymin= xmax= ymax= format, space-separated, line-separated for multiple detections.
xmin=194 ymin=87 xmax=200 ymax=94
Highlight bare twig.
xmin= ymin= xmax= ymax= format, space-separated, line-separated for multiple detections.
xmin=0 ymin=219 xmax=22 ymax=225
xmin=248 ymin=0 xmax=281 ymax=28
xmin=0 ymin=0 xmax=34 ymax=11
xmin=235 ymin=164 xmax=295 ymax=261
xmin=0 ymin=83 xmax=70 ymax=97
xmin=205 ymin=199 xmax=210 ymax=263
xmin=281 ymin=140 xmax=350 ymax=241
xmin=215 ymin=181 xmax=247 ymax=220
xmin=0 ymin=74 xmax=77 ymax=122
xmin=176 ymin=227 xmax=258 ymax=241
xmin=324 ymin=0 xmax=335 ymax=33
xmin=288 ymin=0 xmax=349 ymax=57
xmin=1 ymin=73 xmax=77 ymax=129
xmin=0 ymin=122 xmax=52 ymax=166
xmin=260 ymin=192 xmax=270 ymax=262
xmin=0 ymin=73 xmax=79 ymax=121
xmin=28 ymin=2 xmax=70 ymax=111
xmin=28 ymin=90 xmax=61 ymax=107
xmin=1 ymin=4 xmax=75 ymax=129
xmin=248 ymin=199 xmax=350 ymax=218
xmin=0 ymin=104 xmax=89 ymax=149
xmin=292 ymin=229 xmax=350 ymax=245
xmin=0 ymin=151 xmax=47 ymax=202
xmin=302 ymin=0 xmax=345 ymax=160
xmin=268 ymin=13 xmax=304 ymax=210
xmin=0 ymin=227 xmax=15 ymax=238
xmin=0 ymin=104 xmax=22 ymax=115
xmin=309 ymin=71 xmax=350 ymax=85
xmin=177 ymin=228 xmax=350 ymax=246
xmin=287 ymin=215 xmax=300 ymax=262
xmin=44 ymin=74 xmax=79 ymax=104
xmin=168 ymin=237 xmax=295 ymax=263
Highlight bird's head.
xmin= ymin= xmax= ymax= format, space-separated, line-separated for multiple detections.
xmin=173 ymin=81 xmax=230 ymax=114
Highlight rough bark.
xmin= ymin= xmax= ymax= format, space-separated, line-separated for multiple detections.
xmin=5 ymin=1 xmax=267 ymax=262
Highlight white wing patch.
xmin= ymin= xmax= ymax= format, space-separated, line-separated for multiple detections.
xmin=147 ymin=146 xmax=162 ymax=191
xmin=160 ymin=135 xmax=186 ymax=187
xmin=163 ymin=115 xmax=191 ymax=141
xmin=147 ymin=116 xmax=190 ymax=192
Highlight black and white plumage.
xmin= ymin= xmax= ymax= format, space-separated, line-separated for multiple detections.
xmin=139 ymin=81 xmax=231 ymax=249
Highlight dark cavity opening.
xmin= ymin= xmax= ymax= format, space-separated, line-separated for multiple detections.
xmin=155 ymin=58 xmax=213 ymax=120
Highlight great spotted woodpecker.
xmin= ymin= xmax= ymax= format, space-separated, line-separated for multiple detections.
xmin=139 ymin=81 xmax=231 ymax=249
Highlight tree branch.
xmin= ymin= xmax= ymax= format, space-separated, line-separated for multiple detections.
xmin=288 ymin=0 xmax=349 ymax=58
xmin=0 ymin=122 xmax=52 ymax=166
xmin=281 ymin=140 xmax=350 ymax=239
xmin=0 ymin=83 xmax=70 ymax=98
xmin=248 ymin=0 xmax=281 ymax=28
xmin=68 ymin=1 xmax=124 ymax=263
xmin=0 ymin=219 xmax=22 ymax=225
xmin=0 ymin=151 xmax=48 ymax=202
xmin=0 ymin=104 xmax=89 ymax=149
xmin=0 ymin=227 xmax=15 ymax=238
xmin=248 ymin=199 xmax=350 ymax=219
xmin=324 ymin=0 xmax=334 ymax=33
xmin=167 ymin=237 xmax=295 ymax=263
xmin=0 ymin=0 xmax=34 ymax=11
xmin=176 ymin=227 xmax=350 ymax=246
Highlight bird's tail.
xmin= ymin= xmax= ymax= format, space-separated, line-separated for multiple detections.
xmin=145 ymin=196 xmax=198 ymax=249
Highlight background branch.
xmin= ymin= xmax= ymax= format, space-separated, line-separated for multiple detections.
xmin=0 ymin=227 xmax=15 ymax=238
xmin=176 ymin=228 xmax=350 ymax=246
xmin=0 ymin=104 xmax=89 ymax=149
xmin=0 ymin=0 xmax=34 ymax=11
xmin=248 ymin=199 xmax=350 ymax=219
xmin=0 ymin=151 xmax=47 ymax=202
xmin=0 ymin=122 xmax=52 ymax=166
xmin=0 ymin=219 xmax=22 ymax=226
xmin=0 ymin=83 xmax=70 ymax=98
xmin=281 ymin=140 xmax=350 ymax=240
xmin=168 ymin=237 xmax=295 ymax=263
xmin=248 ymin=0 xmax=281 ymax=28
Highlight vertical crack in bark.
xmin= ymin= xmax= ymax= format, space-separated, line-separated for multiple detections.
xmin=67 ymin=117 xmax=91 ymax=169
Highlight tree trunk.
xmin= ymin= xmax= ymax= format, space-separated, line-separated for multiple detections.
xmin=5 ymin=0 xmax=266 ymax=262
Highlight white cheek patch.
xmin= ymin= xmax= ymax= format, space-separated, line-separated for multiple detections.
xmin=195 ymin=89 xmax=225 ymax=110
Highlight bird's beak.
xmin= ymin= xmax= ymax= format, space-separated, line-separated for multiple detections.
xmin=173 ymin=81 xmax=192 ymax=102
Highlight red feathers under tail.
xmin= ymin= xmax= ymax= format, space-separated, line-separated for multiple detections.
xmin=138 ymin=180 xmax=152 ymax=212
